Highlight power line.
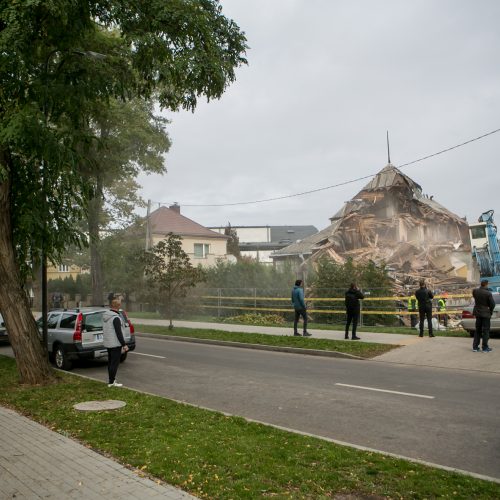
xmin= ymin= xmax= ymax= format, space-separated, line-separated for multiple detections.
xmin=155 ymin=127 xmax=500 ymax=208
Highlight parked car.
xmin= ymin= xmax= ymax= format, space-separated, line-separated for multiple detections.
xmin=460 ymin=292 xmax=500 ymax=337
xmin=36 ymin=307 xmax=135 ymax=370
xmin=0 ymin=312 xmax=8 ymax=344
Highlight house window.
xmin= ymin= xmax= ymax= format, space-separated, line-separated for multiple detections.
xmin=194 ymin=243 xmax=210 ymax=258
xmin=58 ymin=264 xmax=70 ymax=272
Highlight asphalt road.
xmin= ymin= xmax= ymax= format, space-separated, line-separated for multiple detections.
xmin=51 ymin=336 xmax=500 ymax=481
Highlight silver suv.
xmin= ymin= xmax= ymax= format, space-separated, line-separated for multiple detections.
xmin=37 ymin=307 xmax=136 ymax=370
xmin=460 ymin=293 xmax=500 ymax=336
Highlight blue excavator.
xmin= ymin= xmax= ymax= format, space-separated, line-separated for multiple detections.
xmin=469 ymin=210 xmax=500 ymax=292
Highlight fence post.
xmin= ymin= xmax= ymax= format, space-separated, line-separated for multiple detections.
xmin=254 ymin=288 xmax=257 ymax=313
xmin=360 ymin=300 xmax=363 ymax=327
xmin=217 ymin=288 xmax=221 ymax=318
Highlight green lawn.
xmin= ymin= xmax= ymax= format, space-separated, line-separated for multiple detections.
xmin=134 ymin=325 xmax=397 ymax=358
xmin=0 ymin=356 xmax=498 ymax=499
xmin=130 ymin=314 xmax=470 ymax=337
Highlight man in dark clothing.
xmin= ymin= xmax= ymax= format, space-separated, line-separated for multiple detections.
xmin=345 ymin=283 xmax=364 ymax=340
xmin=291 ymin=279 xmax=311 ymax=337
xmin=472 ymin=279 xmax=495 ymax=353
xmin=415 ymin=280 xmax=435 ymax=337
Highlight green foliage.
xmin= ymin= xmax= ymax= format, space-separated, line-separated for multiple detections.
xmin=0 ymin=0 xmax=247 ymax=277
xmin=142 ymin=234 xmax=207 ymax=326
xmin=47 ymin=274 xmax=92 ymax=300
xmin=311 ymin=257 xmax=393 ymax=297
xmin=311 ymin=258 xmax=394 ymax=325
xmin=221 ymin=313 xmax=285 ymax=326
xmin=203 ymin=259 xmax=296 ymax=293
xmin=223 ymin=223 xmax=241 ymax=259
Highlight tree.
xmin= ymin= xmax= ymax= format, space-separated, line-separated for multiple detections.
xmin=224 ymin=223 xmax=241 ymax=260
xmin=0 ymin=1 xmax=247 ymax=384
xmin=143 ymin=234 xmax=206 ymax=329
xmin=84 ymin=98 xmax=171 ymax=306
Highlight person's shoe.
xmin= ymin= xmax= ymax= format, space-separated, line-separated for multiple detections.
xmin=293 ymin=332 xmax=301 ymax=336
xmin=418 ymin=334 xmax=423 ymax=337
xmin=482 ymin=347 xmax=493 ymax=353
xmin=352 ymin=336 xmax=361 ymax=340
xmin=108 ymin=381 xmax=123 ymax=387
xmin=472 ymin=348 xmax=481 ymax=352
xmin=344 ymin=336 xmax=349 ymax=340
xmin=429 ymin=334 xmax=435 ymax=338
xmin=303 ymin=332 xmax=312 ymax=337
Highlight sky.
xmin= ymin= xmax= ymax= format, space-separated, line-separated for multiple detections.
xmin=137 ymin=0 xmax=500 ymax=233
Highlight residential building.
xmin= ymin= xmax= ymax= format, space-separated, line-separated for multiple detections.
xmin=148 ymin=204 xmax=228 ymax=267
xmin=209 ymin=225 xmax=318 ymax=264
xmin=47 ymin=264 xmax=89 ymax=281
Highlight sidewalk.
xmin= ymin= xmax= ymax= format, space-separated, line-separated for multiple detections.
xmin=0 ymin=405 xmax=196 ymax=500
xmin=132 ymin=318 xmax=500 ymax=374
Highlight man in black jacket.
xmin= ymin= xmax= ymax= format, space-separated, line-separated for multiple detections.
xmin=415 ymin=280 xmax=435 ymax=337
xmin=472 ymin=279 xmax=496 ymax=352
xmin=345 ymin=283 xmax=364 ymax=340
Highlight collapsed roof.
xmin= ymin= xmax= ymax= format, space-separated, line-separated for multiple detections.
xmin=272 ymin=164 xmax=478 ymax=288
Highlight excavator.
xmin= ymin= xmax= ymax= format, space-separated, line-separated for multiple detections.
xmin=469 ymin=210 xmax=500 ymax=292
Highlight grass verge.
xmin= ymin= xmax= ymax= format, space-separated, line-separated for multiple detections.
xmin=136 ymin=315 xmax=470 ymax=337
xmin=0 ymin=356 xmax=498 ymax=499
xmin=133 ymin=325 xmax=397 ymax=358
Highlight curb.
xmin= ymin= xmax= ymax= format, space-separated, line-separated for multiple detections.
xmin=135 ymin=332 xmax=365 ymax=360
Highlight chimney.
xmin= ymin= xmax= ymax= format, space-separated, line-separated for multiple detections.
xmin=169 ymin=203 xmax=180 ymax=214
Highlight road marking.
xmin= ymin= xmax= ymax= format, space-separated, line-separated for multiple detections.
xmin=335 ymin=383 xmax=434 ymax=399
xmin=130 ymin=352 xmax=166 ymax=359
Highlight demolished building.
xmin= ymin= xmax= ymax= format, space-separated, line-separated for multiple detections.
xmin=271 ymin=164 xmax=479 ymax=290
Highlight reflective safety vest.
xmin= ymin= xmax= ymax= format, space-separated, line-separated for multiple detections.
xmin=408 ymin=297 xmax=417 ymax=311
xmin=437 ymin=298 xmax=447 ymax=312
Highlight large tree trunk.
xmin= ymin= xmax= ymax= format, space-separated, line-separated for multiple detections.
xmin=89 ymin=174 xmax=104 ymax=306
xmin=0 ymin=158 xmax=55 ymax=385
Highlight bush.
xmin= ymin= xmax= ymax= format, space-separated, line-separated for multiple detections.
xmin=221 ymin=313 xmax=285 ymax=326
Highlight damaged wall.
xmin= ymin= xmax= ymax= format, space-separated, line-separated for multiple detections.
xmin=273 ymin=164 xmax=479 ymax=288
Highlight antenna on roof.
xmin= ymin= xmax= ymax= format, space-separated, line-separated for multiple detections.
xmin=386 ymin=130 xmax=391 ymax=164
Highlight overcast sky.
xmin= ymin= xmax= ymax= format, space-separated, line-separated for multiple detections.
xmin=138 ymin=0 xmax=500 ymax=232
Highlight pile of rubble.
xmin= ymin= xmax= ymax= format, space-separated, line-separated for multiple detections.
xmin=272 ymin=164 xmax=479 ymax=291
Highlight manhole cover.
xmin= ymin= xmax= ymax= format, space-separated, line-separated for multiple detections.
xmin=73 ymin=400 xmax=126 ymax=411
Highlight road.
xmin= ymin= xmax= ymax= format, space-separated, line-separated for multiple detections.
xmin=45 ymin=336 xmax=500 ymax=480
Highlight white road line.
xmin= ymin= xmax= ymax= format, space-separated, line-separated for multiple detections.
xmin=130 ymin=352 xmax=166 ymax=359
xmin=335 ymin=383 xmax=434 ymax=399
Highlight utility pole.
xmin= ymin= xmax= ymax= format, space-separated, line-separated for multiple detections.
xmin=145 ymin=199 xmax=151 ymax=251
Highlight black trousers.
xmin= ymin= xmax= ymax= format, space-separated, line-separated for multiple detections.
xmin=473 ymin=316 xmax=490 ymax=350
xmin=107 ymin=346 xmax=122 ymax=384
xmin=294 ymin=308 xmax=308 ymax=333
xmin=418 ymin=306 xmax=433 ymax=335
xmin=345 ymin=311 xmax=359 ymax=338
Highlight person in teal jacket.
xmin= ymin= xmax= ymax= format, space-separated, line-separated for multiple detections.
xmin=291 ymin=279 xmax=311 ymax=337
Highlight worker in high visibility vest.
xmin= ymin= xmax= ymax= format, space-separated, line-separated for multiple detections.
xmin=407 ymin=293 xmax=418 ymax=328
xmin=437 ymin=295 xmax=448 ymax=327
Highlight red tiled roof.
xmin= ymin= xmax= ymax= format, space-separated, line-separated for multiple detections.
xmin=149 ymin=206 xmax=228 ymax=239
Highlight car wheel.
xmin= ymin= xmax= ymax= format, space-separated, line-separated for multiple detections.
xmin=54 ymin=344 xmax=72 ymax=370
xmin=120 ymin=352 xmax=128 ymax=363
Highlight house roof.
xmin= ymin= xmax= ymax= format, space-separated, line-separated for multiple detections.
xmin=269 ymin=225 xmax=318 ymax=244
xmin=149 ymin=206 xmax=228 ymax=239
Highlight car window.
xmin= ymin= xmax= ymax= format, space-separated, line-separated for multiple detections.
xmin=83 ymin=312 xmax=103 ymax=332
xmin=47 ymin=313 xmax=61 ymax=329
xmin=119 ymin=310 xmax=129 ymax=325
xmin=59 ymin=313 xmax=77 ymax=329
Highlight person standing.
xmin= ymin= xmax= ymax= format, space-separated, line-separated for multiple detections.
xmin=472 ymin=279 xmax=495 ymax=353
xmin=415 ymin=280 xmax=435 ymax=337
xmin=291 ymin=279 xmax=311 ymax=337
xmin=103 ymin=298 xmax=129 ymax=387
xmin=437 ymin=293 xmax=448 ymax=328
xmin=345 ymin=283 xmax=364 ymax=340
xmin=407 ymin=292 xmax=418 ymax=328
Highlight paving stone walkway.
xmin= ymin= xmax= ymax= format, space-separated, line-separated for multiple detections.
xmin=0 ymin=406 xmax=196 ymax=499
